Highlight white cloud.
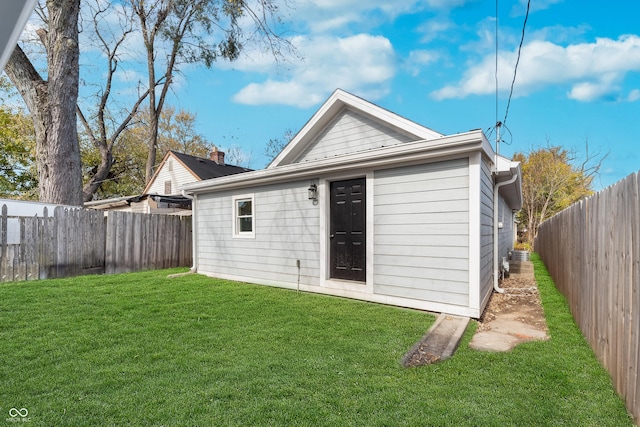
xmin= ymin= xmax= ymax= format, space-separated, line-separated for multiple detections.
xmin=567 ymin=82 xmax=612 ymax=102
xmin=417 ymin=18 xmax=453 ymax=43
xmin=232 ymin=34 xmax=396 ymax=108
xmin=628 ymin=89 xmax=640 ymax=102
xmin=425 ymin=0 xmax=473 ymax=9
xmin=431 ymin=35 xmax=640 ymax=102
xmin=404 ymin=50 xmax=439 ymax=76
xmin=114 ymin=69 xmax=145 ymax=84
xmin=289 ymin=0 xmax=475 ymax=34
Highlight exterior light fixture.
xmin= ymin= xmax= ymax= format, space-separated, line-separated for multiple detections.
xmin=308 ymin=183 xmax=318 ymax=203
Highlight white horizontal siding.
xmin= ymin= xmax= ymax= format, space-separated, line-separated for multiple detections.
xmin=148 ymin=157 xmax=197 ymax=195
xmin=196 ymin=181 xmax=320 ymax=286
xmin=295 ymin=108 xmax=414 ymax=163
xmin=373 ymin=159 xmax=470 ymax=307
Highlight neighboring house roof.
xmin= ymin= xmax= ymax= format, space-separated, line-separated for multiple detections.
xmin=170 ymin=151 xmax=252 ymax=180
xmin=142 ymin=150 xmax=252 ymax=195
xmin=84 ymin=195 xmax=145 ymax=210
xmin=87 ymin=150 xmax=251 ymax=210
xmin=0 ymin=0 xmax=37 ymax=71
xmin=85 ymin=194 xmax=192 ymax=210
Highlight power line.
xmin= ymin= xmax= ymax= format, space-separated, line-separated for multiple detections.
xmin=503 ymin=0 xmax=530 ymax=127
xmin=495 ymin=0 xmax=499 ymax=132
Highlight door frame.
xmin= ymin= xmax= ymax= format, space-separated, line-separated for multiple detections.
xmin=319 ymin=171 xmax=374 ymax=294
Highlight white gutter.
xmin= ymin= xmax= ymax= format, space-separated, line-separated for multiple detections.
xmin=493 ymin=173 xmax=519 ymax=293
xmin=182 ymin=189 xmax=197 ymax=272
xmin=185 ymin=130 xmax=493 ymax=195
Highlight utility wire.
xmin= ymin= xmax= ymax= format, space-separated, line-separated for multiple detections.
xmin=495 ymin=0 xmax=499 ymax=131
xmin=503 ymin=0 xmax=530 ymax=126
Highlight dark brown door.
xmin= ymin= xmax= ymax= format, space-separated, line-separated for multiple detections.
xmin=330 ymin=178 xmax=366 ymax=282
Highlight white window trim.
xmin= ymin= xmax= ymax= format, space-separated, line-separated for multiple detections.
xmin=232 ymin=194 xmax=255 ymax=239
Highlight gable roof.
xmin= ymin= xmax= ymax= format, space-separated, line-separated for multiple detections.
xmin=142 ymin=150 xmax=252 ymax=195
xmin=268 ymin=89 xmax=444 ymax=168
xmin=169 ymin=151 xmax=251 ymax=180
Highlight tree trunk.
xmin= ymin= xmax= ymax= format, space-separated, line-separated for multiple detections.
xmin=82 ymin=149 xmax=114 ymax=201
xmin=145 ymin=112 xmax=158 ymax=184
xmin=4 ymin=0 xmax=83 ymax=206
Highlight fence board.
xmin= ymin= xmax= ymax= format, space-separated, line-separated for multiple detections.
xmin=0 ymin=206 xmax=191 ymax=280
xmin=1 ymin=204 xmax=7 ymax=282
xmin=536 ymin=171 xmax=640 ymax=424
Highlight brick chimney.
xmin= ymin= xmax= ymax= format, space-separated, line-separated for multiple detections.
xmin=210 ymin=147 xmax=225 ymax=165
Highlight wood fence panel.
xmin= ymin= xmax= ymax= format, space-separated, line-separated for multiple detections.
xmin=0 ymin=206 xmax=191 ymax=281
xmin=104 ymin=211 xmax=116 ymax=275
xmin=536 ymin=171 xmax=640 ymax=424
xmin=630 ymin=173 xmax=640 ymax=412
xmin=133 ymin=213 xmax=142 ymax=271
xmin=24 ymin=216 xmax=38 ymax=281
xmin=1 ymin=204 xmax=7 ymax=282
xmin=42 ymin=209 xmax=55 ymax=279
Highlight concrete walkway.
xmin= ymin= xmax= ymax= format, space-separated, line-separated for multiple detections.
xmin=469 ymin=311 xmax=548 ymax=352
xmin=403 ymin=261 xmax=548 ymax=365
xmin=402 ymin=313 xmax=469 ymax=367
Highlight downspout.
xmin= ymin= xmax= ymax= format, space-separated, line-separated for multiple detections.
xmin=182 ymin=189 xmax=197 ymax=273
xmin=493 ymin=173 xmax=518 ymax=293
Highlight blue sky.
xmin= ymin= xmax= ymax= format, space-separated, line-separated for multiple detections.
xmin=23 ymin=0 xmax=640 ymax=190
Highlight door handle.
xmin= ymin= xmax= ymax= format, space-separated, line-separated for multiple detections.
xmin=330 ymin=234 xmax=335 ymax=238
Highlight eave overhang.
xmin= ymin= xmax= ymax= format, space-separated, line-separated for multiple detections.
xmin=0 ymin=1 xmax=38 ymax=71
xmin=185 ymin=130 xmax=494 ymax=194
xmin=494 ymin=155 xmax=523 ymax=211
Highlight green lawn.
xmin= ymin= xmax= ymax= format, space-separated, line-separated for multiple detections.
xmin=0 ymin=256 xmax=632 ymax=426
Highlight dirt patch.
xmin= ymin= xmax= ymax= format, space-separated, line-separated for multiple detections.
xmin=404 ymin=274 xmax=549 ymax=365
xmin=477 ymin=275 xmax=548 ymax=334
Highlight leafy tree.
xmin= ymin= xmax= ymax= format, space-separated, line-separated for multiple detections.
xmin=0 ymin=107 xmax=38 ymax=199
xmin=5 ymin=0 xmax=291 ymax=203
xmin=157 ymin=107 xmax=212 ymax=157
xmin=5 ymin=0 xmax=83 ymax=205
xmin=514 ymin=143 xmax=605 ymax=247
xmin=82 ymin=106 xmax=214 ymax=199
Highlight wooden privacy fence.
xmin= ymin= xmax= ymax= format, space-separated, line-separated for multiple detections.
xmin=0 ymin=205 xmax=192 ymax=282
xmin=105 ymin=210 xmax=192 ymax=274
xmin=535 ymin=171 xmax=639 ymax=423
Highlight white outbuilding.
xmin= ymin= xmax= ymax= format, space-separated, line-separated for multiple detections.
xmin=184 ymin=89 xmax=522 ymax=318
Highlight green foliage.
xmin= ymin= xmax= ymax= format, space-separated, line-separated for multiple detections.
xmin=0 ymin=107 xmax=38 ymax=199
xmin=157 ymin=107 xmax=212 ymax=157
xmin=513 ymin=241 xmax=532 ymax=251
xmin=514 ymin=145 xmax=602 ymax=247
xmin=82 ymin=106 xmax=213 ymax=199
xmin=0 ymin=269 xmax=631 ymax=426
